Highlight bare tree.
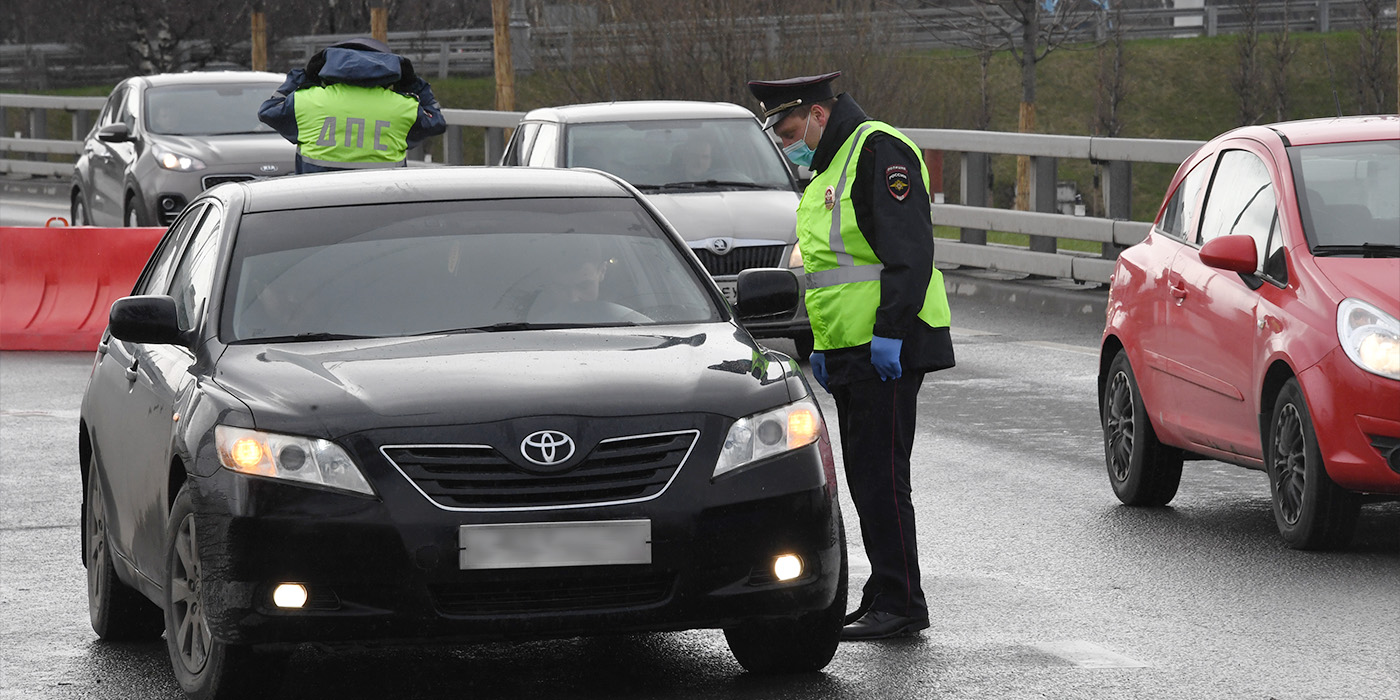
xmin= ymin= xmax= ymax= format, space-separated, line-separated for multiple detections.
xmin=908 ymin=0 xmax=1103 ymax=209
xmin=1267 ymin=0 xmax=1296 ymax=122
xmin=1093 ymin=0 xmax=1128 ymax=137
xmin=1232 ymin=0 xmax=1265 ymax=126
xmin=1353 ymin=0 xmax=1394 ymax=114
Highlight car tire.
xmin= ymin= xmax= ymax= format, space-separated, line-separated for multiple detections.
xmin=723 ymin=526 xmax=846 ymax=674
xmin=1266 ymin=379 xmax=1360 ymax=550
xmin=86 ymin=463 xmax=164 ymax=641
xmin=792 ymin=330 xmax=814 ymax=361
xmin=164 ymin=485 xmax=286 ymax=700
xmin=1101 ymin=350 xmax=1183 ymax=506
xmin=124 ymin=195 xmax=146 ymax=228
xmin=71 ymin=188 xmax=91 ymax=227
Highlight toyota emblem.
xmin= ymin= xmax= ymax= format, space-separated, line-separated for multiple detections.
xmin=520 ymin=430 xmax=576 ymax=466
xmin=708 ymin=238 xmax=733 ymax=255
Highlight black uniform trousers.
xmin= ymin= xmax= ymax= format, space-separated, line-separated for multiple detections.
xmin=832 ymin=371 xmax=928 ymax=620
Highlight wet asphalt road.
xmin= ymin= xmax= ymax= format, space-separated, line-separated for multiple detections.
xmin=2 ymin=286 xmax=1398 ymax=700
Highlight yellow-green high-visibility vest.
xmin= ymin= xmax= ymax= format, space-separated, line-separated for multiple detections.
xmin=796 ymin=121 xmax=951 ymax=352
xmin=294 ymin=84 xmax=419 ymax=169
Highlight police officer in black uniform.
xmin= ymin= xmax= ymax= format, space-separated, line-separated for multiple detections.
xmin=747 ymin=72 xmax=955 ymax=640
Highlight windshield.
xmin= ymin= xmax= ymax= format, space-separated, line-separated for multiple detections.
xmin=145 ymin=83 xmax=278 ymax=136
xmin=1290 ymin=139 xmax=1400 ymax=249
xmin=565 ymin=118 xmax=794 ymax=191
xmin=221 ymin=198 xmax=722 ymax=342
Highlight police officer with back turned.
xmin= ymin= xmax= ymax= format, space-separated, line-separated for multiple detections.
xmin=747 ymin=71 xmax=955 ymax=640
xmin=258 ymin=37 xmax=446 ymax=173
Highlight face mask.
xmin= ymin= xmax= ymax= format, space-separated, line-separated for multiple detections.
xmin=782 ymin=113 xmax=816 ymax=168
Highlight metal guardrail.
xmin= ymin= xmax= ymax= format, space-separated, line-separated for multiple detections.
xmin=1 ymin=94 xmax=1202 ymax=284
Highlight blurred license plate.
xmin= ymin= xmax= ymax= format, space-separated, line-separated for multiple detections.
xmin=717 ymin=281 xmax=737 ymax=304
xmin=458 ymin=520 xmax=652 ymax=570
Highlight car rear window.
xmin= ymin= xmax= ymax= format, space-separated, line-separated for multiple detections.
xmin=221 ymin=197 xmax=722 ymax=342
xmin=145 ymin=83 xmax=279 ymax=136
xmin=1289 ymin=139 xmax=1400 ymax=248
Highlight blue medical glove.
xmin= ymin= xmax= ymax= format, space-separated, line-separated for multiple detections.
xmin=809 ymin=352 xmax=830 ymax=393
xmin=871 ymin=335 xmax=903 ymax=381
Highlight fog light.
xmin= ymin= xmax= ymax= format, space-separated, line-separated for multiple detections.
xmin=272 ymin=583 xmax=307 ymax=609
xmin=773 ymin=554 xmax=803 ymax=582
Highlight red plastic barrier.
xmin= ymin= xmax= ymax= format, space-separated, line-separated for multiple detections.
xmin=0 ymin=226 xmax=165 ymax=351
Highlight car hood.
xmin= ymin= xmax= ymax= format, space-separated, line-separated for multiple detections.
xmin=154 ymin=133 xmax=296 ymax=168
xmin=643 ymin=190 xmax=798 ymax=243
xmin=214 ymin=323 xmax=804 ymax=439
xmin=1312 ymin=258 xmax=1400 ymax=317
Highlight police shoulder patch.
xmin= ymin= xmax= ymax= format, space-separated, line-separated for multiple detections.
xmin=886 ymin=164 xmax=910 ymax=202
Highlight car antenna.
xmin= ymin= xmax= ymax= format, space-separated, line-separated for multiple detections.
xmin=1321 ymin=38 xmax=1343 ymax=117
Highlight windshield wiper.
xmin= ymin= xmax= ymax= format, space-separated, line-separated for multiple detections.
xmin=251 ymin=332 xmax=378 ymax=343
xmin=646 ymin=180 xmax=769 ymax=191
xmin=1312 ymin=243 xmax=1400 ymax=258
xmin=410 ymin=322 xmax=552 ymax=336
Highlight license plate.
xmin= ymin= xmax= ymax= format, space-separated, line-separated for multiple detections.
xmin=458 ymin=520 xmax=652 ymax=570
xmin=717 ymin=281 xmax=737 ymax=305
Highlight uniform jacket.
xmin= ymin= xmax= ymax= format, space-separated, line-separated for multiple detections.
xmin=807 ymin=95 xmax=955 ymax=386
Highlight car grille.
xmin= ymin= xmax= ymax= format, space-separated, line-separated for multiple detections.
xmin=201 ymin=174 xmax=257 ymax=189
xmin=691 ymin=245 xmax=785 ymax=276
xmin=430 ymin=573 xmax=675 ymax=616
xmin=382 ymin=430 xmax=697 ymax=510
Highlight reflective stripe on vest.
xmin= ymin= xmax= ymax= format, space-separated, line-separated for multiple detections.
xmin=299 ymin=155 xmax=408 ymax=170
xmin=805 ymin=263 xmax=884 ymax=289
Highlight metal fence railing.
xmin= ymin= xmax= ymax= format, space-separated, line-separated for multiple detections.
xmin=1 ymin=92 xmax=1206 ymax=284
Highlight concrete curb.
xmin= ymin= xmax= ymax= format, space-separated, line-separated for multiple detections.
xmin=942 ymin=267 xmax=1108 ymax=320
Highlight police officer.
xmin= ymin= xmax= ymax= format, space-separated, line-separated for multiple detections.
xmin=258 ymin=37 xmax=446 ymax=173
xmin=747 ymin=71 xmax=955 ymax=640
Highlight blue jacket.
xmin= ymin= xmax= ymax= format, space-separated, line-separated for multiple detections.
xmin=258 ymin=47 xmax=447 ymax=154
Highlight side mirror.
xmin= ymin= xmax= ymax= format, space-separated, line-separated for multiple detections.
xmin=109 ymin=295 xmax=187 ymax=346
xmin=1199 ymin=234 xmax=1258 ymax=275
xmin=735 ymin=268 xmax=799 ymax=321
xmin=97 ymin=123 xmax=132 ymax=143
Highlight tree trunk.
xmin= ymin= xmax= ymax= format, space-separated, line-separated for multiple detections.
xmin=492 ymin=0 xmax=515 ymax=113
xmin=1015 ymin=0 xmax=1039 ymax=211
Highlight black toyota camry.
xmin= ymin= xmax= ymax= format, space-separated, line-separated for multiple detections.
xmin=78 ymin=167 xmax=845 ymax=699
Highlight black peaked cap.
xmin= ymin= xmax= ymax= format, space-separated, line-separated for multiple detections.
xmin=746 ymin=71 xmax=841 ymax=129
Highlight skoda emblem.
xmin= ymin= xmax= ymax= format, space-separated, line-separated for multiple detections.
xmin=708 ymin=238 xmax=733 ymax=255
xmin=260 ymin=164 xmax=278 ymax=173
xmin=520 ymin=430 xmax=575 ymax=466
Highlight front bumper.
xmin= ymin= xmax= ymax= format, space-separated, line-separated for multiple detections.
xmin=1296 ymin=348 xmax=1400 ymax=493
xmin=191 ymin=436 xmax=841 ymax=646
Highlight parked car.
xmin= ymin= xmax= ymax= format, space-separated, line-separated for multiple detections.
xmin=1099 ymin=115 xmax=1400 ymax=550
xmin=79 ymin=166 xmax=845 ymax=698
xmin=71 ymin=71 xmax=295 ymax=228
xmin=502 ymin=100 xmax=814 ymax=357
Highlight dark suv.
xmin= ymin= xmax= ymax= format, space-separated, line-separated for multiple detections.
xmin=71 ymin=71 xmax=295 ymax=227
xmin=503 ymin=100 xmax=814 ymax=357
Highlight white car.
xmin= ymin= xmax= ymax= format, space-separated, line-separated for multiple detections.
xmin=503 ymin=100 xmax=813 ymax=357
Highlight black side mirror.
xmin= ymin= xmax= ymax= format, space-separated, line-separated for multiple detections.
xmin=97 ymin=123 xmax=132 ymax=143
xmin=735 ymin=268 xmax=799 ymax=321
xmin=109 ymin=295 xmax=187 ymax=346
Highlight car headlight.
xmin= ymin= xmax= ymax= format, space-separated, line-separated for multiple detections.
xmin=1337 ymin=298 xmax=1400 ymax=380
xmin=788 ymin=241 xmax=803 ymax=268
xmin=215 ymin=425 xmax=374 ymax=495
xmin=713 ymin=399 xmax=823 ymax=478
xmin=154 ymin=145 xmax=207 ymax=172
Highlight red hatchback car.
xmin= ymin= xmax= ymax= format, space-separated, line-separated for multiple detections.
xmin=1099 ymin=115 xmax=1400 ymax=550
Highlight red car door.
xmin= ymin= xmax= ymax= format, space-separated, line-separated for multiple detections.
xmin=1162 ymin=144 xmax=1285 ymax=460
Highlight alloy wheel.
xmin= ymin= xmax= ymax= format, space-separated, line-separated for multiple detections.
xmin=86 ymin=482 xmax=107 ymax=607
xmin=1105 ymin=370 xmax=1135 ymax=482
xmin=1272 ymin=403 xmax=1307 ymax=525
xmin=169 ymin=513 xmax=211 ymax=675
